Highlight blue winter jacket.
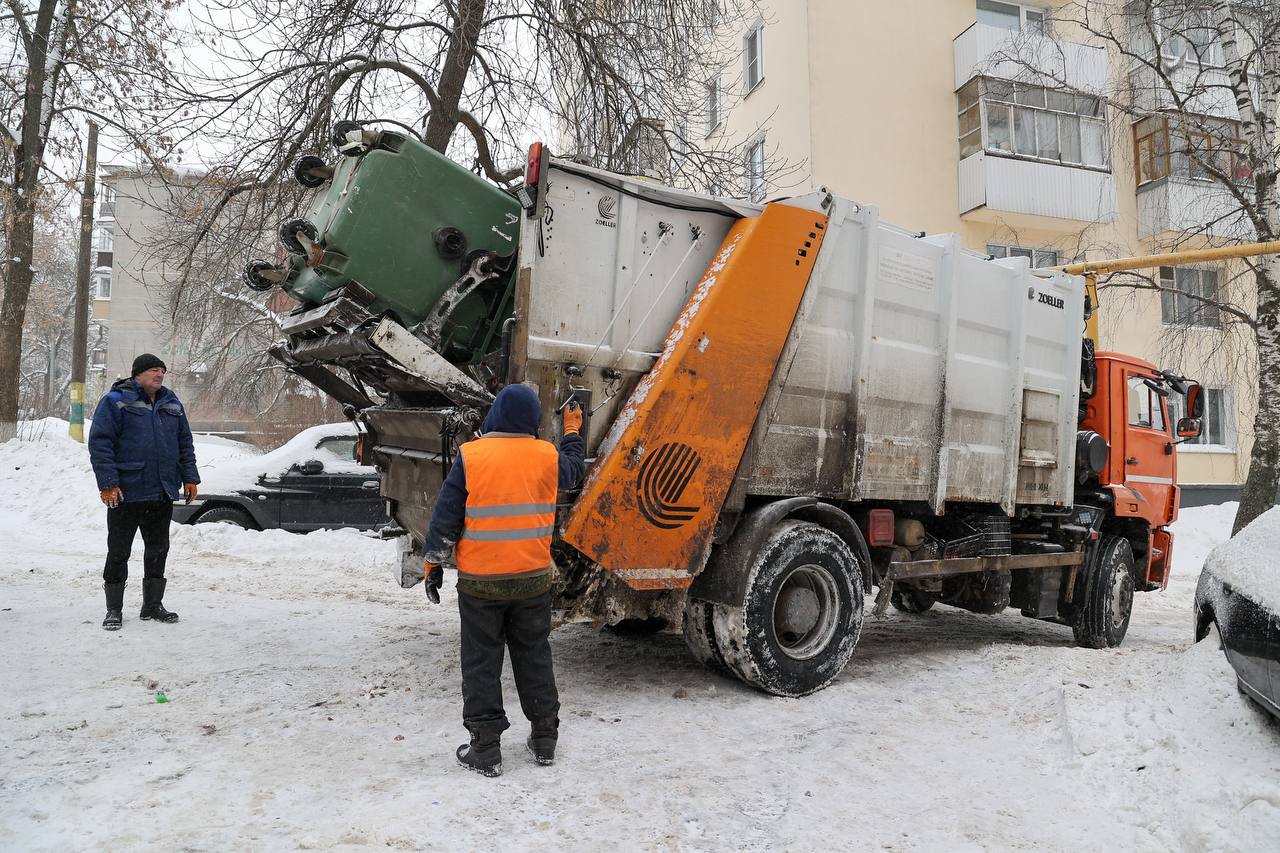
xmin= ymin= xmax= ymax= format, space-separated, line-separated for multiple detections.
xmin=424 ymin=384 xmax=584 ymax=562
xmin=88 ymin=378 xmax=200 ymax=503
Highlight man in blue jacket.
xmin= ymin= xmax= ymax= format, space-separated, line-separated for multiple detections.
xmin=88 ymin=354 xmax=200 ymax=631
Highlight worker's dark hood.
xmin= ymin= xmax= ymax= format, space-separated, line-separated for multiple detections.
xmin=481 ymin=384 xmax=541 ymax=436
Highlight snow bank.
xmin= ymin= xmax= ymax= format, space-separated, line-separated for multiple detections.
xmin=1169 ymin=501 xmax=1237 ymax=577
xmin=1204 ymin=504 xmax=1280 ymax=612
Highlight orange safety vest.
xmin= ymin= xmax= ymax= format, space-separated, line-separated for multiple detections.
xmin=454 ymin=435 xmax=560 ymax=581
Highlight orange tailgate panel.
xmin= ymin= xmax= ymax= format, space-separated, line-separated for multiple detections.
xmin=562 ymin=203 xmax=829 ymax=586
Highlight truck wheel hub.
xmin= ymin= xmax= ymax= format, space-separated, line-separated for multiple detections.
xmin=772 ymin=564 xmax=840 ymax=660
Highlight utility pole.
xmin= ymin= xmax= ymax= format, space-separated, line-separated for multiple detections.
xmin=69 ymin=122 xmax=98 ymax=443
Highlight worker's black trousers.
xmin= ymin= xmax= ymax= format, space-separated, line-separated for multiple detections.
xmin=103 ymin=501 xmax=173 ymax=584
xmin=457 ymin=590 xmax=560 ymax=737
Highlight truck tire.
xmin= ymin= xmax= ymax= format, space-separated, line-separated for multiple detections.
xmin=195 ymin=506 xmax=258 ymax=530
xmin=1072 ymin=535 xmax=1135 ymax=649
xmin=890 ymin=588 xmax=937 ymax=613
xmin=682 ymin=597 xmax=730 ymax=675
xmin=712 ymin=521 xmax=864 ymax=697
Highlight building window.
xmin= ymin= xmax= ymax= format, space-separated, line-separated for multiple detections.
xmin=1169 ymin=386 xmax=1231 ymax=447
xmin=94 ymin=225 xmax=113 ymax=252
xmin=958 ymin=77 xmax=1108 ymax=170
xmin=977 ymin=1 xmax=1047 ymax=33
xmin=672 ymin=119 xmax=689 ymax=172
xmin=98 ymin=185 xmax=116 ymax=218
xmin=743 ymin=21 xmax=764 ymax=93
xmin=705 ymin=77 xmax=721 ymax=135
xmin=745 ymin=138 xmax=766 ymax=202
xmin=1133 ymin=115 xmax=1251 ymax=187
xmin=1160 ymin=266 xmax=1220 ymax=329
xmin=89 ymin=322 xmax=108 ymax=371
xmin=1127 ymin=376 xmax=1168 ymax=432
xmin=92 ymin=268 xmax=112 ymax=300
xmin=987 ymin=243 xmax=1059 ymax=267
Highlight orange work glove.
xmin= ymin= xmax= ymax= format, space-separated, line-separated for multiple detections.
xmin=562 ymin=401 xmax=583 ymax=435
xmin=183 ymin=483 xmax=199 ymax=504
xmin=100 ymin=487 xmax=123 ymax=508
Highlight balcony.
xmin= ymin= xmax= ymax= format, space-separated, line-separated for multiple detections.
xmin=954 ymin=22 xmax=1107 ymax=93
xmin=959 ymin=153 xmax=1118 ymax=224
xmin=1136 ymin=177 xmax=1253 ymax=240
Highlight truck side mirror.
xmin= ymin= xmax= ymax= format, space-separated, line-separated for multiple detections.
xmin=1185 ymin=383 xmax=1205 ymax=419
xmin=1176 ymin=417 xmax=1202 ymax=439
xmin=301 ymin=459 xmax=325 ymax=475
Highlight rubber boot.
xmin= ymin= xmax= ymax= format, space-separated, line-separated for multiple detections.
xmin=103 ymin=582 xmax=125 ymax=631
xmin=527 ymin=716 xmax=558 ymax=766
xmin=456 ymin=729 xmax=502 ymax=777
xmin=139 ymin=578 xmax=179 ymax=623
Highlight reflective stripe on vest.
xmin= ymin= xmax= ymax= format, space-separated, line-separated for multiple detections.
xmin=455 ymin=436 xmax=560 ymax=581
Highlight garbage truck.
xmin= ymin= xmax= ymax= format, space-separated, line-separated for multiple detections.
xmin=251 ymin=123 xmax=1212 ymax=696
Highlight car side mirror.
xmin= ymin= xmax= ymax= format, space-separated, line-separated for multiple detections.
xmin=300 ymin=459 xmax=325 ymax=475
xmin=1177 ymin=417 xmax=1202 ymax=439
xmin=1185 ymin=383 xmax=1205 ymax=419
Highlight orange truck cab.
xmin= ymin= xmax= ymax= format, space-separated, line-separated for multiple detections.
xmin=1078 ymin=352 xmax=1203 ymax=590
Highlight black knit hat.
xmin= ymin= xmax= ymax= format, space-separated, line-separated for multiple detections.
xmin=131 ymin=353 xmax=167 ymax=377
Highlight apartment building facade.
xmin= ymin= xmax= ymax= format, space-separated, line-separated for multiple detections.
xmin=696 ymin=0 xmax=1265 ymax=505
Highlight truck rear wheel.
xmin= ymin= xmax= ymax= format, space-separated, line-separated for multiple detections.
xmin=712 ymin=521 xmax=864 ymax=697
xmin=682 ymin=597 xmax=730 ymax=675
xmin=1072 ymin=535 xmax=1135 ymax=649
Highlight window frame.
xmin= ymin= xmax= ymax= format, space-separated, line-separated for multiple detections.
xmin=94 ymin=225 xmax=114 ymax=252
xmin=958 ymin=77 xmax=1109 ymax=172
xmin=705 ymin=76 xmax=721 ymax=137
xmin=977 ymin=1 xmax=1049 ymax=33
xmin=1133 ymin=115 xmax=1250 ymax=188
xmin=1126 ymin=375 xmax=1169 ymax=434
xmin=98 ymin=185 xmax=116 ymax=218
xmin=92 ymin=267 xmax=112 ymax=301
xmin=1159 ymin=265 xmax=1221 ymax=329
xmin=743 ymin=19 xmax=765 ymax=95
xmin=986 ymin=243 xmax=1060 ymax=267
xmin=745 ymin=136 xmax=766 ymax=203
xmin=1168 ymin=385 xmax=1233 ymax=449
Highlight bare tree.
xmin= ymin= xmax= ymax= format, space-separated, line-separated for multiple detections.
xmin=994 ymin=1 xmax=1279 ymax=531
xmin=0 ymin=0 xmax=178 ymax=441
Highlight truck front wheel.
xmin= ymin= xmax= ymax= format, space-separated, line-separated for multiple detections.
xmin=1072 ymin=535 xmax=1135 ymax=649
xmin=712 ymin=521 xmax=864 ymax=697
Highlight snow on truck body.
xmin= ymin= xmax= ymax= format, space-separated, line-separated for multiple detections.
xmin=262 ymin=133 xmax=1189 ymax=696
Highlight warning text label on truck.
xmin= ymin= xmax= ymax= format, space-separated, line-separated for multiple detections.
xmin=879 ymin=248 xmax=936 ymax=293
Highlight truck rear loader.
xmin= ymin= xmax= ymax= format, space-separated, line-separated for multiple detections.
xmin=253 ymin=124 xmax=1219 ymax=696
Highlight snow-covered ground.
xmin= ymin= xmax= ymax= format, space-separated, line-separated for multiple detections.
xmin=1 ymin=432 xmax=1277 ymax=852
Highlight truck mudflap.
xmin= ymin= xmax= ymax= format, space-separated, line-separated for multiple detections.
xmin=561 ymin=201 xmax=830 ymax=589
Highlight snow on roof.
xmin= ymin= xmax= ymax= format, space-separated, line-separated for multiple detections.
xmin=198 ymin=422 xmax=363 ymax=492
xmin=1203 ymin=505 xmax=1280 ymax=613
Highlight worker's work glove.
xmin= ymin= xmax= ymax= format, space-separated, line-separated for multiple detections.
xmin=424 ymin=562 xmax=443 ymax=604
xmin=562 ymin=401 xmax=583 ymax=436
xmin=100 ymin=487 xmax=123 ymax=509
xmin=183 ymin=483 xmax=199 ymax=504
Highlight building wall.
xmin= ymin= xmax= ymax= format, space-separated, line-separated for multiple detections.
xmin=709 ymin=0 xmax=1260 ymax=494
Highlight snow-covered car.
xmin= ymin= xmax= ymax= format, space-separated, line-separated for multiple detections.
xmin=1193 ymin=506 xmax=1280 ymax=720
xmin=173 ymin=423 xmax=390 ymax=533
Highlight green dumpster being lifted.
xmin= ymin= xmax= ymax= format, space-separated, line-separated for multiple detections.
xmin=250 ymin=122 xmax=522 ymax=408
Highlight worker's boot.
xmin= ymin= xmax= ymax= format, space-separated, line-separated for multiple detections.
xmin=102 ymin=582 xmax=125 ymax=631
xmin=526 ymin=716 xmax=558 ymax=766
xmin=456 ymin=728 xmax=502 ymax=778
xmin=139 ymin=578 xmax=179 ymax=623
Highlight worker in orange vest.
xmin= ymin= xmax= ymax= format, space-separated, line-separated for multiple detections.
xmin=423 ymin=383 xmax=585 ymax=777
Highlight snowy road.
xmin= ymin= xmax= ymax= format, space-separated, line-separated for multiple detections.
xmin=2 ymin=434 xmax=1278 ymax=852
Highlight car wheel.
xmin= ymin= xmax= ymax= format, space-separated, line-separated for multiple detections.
xmin=1073 ymin=534 xmax=1135 ymax=649
xmin=195 ymin=506 xmax=258 ymax=530
xmin=712 ymin=521 xmax=864 ymax=697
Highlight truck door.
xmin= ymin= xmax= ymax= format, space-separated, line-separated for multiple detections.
xmin=1116 ymin=370 xmax=1175 ymax=525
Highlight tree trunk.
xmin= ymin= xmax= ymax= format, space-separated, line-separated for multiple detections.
xmin=0 ymin=0 xmax=61 ymax=442
xmin=1234 ymin=257 xmax=1280 ymax=534
xmin=421 ymin=0 xmax=487 ymax=153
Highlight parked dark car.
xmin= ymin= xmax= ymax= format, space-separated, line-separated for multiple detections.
xmin=174 ymin=424 xmax=391 ymax=533
xmin=1195 ymin=566 xmax=1280 ymax=720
